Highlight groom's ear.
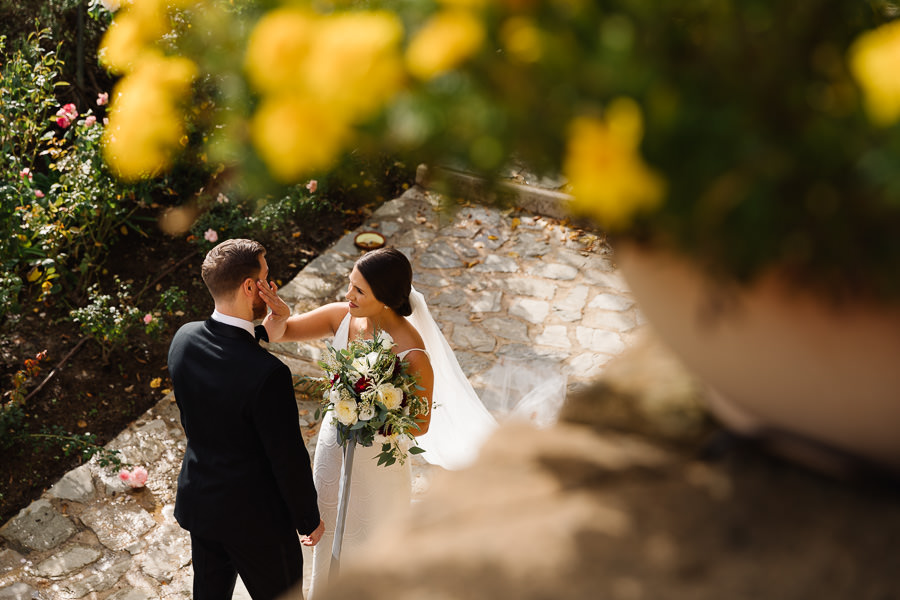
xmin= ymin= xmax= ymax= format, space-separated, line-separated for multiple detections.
xmin=240 ymin=277 xmax=255 ymax=297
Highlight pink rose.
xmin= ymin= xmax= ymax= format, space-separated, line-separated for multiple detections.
xmin=204 ymin=229 xmax=218 ymax=243
xmin=19 ymin=168 xmax=32 ymax=181
xmin=119 ymin=466 xmax=149 ymax=488
xmin=129 ymin=466 xmax=148 ymax=488
xmin=143 ymin=313 xmax=153 ymax=325
xmin=306 ymin=179 xmax=318 ymax=193
xmin=55 ymin=104 xmax=78 ymax=128
xmin=97 ymin=92 xmax=109 ymax=106
xmin=61 ymin=103 xmax=78 ymax=119
xmin=84 ymin=115 xmax=97 ymax=127
xmin=34 ymin=190 xmax=45 ymax=199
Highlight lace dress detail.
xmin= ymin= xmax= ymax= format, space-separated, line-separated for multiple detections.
xmin=308 ymin=314 xmax=417 ymax=598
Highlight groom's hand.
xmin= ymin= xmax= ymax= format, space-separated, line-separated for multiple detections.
xmin=300 ymin=520 xmax=325 ymax=547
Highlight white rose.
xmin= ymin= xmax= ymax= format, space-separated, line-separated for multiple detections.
xmin=358 ymin=402 xmax=376 ymax=421
xmin=351 ymin=357 xmax=369 ymax=376
xmin=351 ymin=351 xmax=380 ymax=376
xmin=377 ymin=384 xmax=404 ymax=410
xmin=377 ymin=330 xmax=394 ymax=347
xmin=334 ymin=398 xmax=359 ymax=426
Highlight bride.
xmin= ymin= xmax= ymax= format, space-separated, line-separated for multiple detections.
xmin=256 ymin=247 xmax=497 ymax=598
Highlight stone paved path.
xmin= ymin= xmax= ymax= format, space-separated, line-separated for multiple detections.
xmin=0 ymin=177 xmax=645 ymax=599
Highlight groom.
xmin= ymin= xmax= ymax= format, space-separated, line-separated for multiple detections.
xmin=168 ymin=238 xmax=324 ymax=599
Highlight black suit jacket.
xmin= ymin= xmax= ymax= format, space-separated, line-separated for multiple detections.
xmin=168 ymin=318 xmax=320 ymax=544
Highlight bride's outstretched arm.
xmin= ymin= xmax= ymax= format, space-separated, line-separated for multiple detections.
xmin=257 ymin=279 xmax=345 ymax=342
xmin=405 ymin=351 xmax=434 ymax=436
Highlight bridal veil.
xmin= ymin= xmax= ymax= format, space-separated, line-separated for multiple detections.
xmin=406 ymin=287 xmax=498 ymax=470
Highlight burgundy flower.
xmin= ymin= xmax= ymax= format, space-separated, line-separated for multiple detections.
xmin=354 ymin=376 xmax=370 ymax=394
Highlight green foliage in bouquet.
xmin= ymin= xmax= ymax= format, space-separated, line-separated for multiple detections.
xmin=316 ymin=330 xmax=428 ymax=467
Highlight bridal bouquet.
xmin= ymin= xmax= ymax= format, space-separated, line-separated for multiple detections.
xmin=317 ymin=330 xmax=428 ymax=466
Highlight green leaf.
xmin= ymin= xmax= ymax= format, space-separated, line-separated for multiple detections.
xmin=408 ymin=446 xmax=425 ymax=455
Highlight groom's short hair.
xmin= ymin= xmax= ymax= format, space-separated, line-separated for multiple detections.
xmin=201 ymin=238 xmax=266 ymax=300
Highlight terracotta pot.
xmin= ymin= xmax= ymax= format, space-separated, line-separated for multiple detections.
xmin=616 ymin=242 xmax=900 ymax=471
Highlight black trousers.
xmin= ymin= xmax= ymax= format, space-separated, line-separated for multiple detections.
xmin=190 ymin=531 xmax=303 ymax=600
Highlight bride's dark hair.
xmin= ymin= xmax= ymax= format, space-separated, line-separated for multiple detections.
xmin=355 ymin=247 xmax=413 ymax=317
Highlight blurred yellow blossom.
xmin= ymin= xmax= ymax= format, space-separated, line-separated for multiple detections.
xmin=150 ymin=377 xmax=162 ymax=388
xmin=244 ymin=8 xmax=316 ymax=94
xmin=99 ymin=0 xmax=199 ymax=74
xmin=99 ymin=12 xmax=163 ymax=74
xmin=406 ymin=10 xmax=485 ymax=80
xmin=251 ymin=96 xmax=351 ymax=183
xmin=304 ymin=11 xmax=405 ymax=119
xmin=102 ymin=55 xmax=197 ymax=181
xmin=500 ymin=16 xmax=543 ymax=63
xmin=438 ymin=0 xmax=488 ymax=7
xmin=849 ymin=20 xmax=900 ymax=126
xmin=564 ymin=98 xmax=666 ymax=230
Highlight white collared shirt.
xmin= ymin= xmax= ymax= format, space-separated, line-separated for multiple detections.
xmin=211 ymin=309 xmax=256 ymax=338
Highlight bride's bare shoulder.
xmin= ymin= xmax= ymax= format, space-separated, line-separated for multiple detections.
xmin=392 ymin=319 xmax=426 ymax=353
xmin=322 ymin=302 xmax=350 ymax=326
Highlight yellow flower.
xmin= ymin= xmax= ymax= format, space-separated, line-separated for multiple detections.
xmin=244 ymin=8 xmax=317 ymax=94
xmin=304 ymin=11 xmax=405 ymax=120
xmin=99 ymin=13 xmax=161 ymax=74
xmin=102 ymin=55 xmax=197 ymax=181
xmin=149 ymin=377 xmax=162 ymax=388
xmin=438 ymin=0 xmax=487 ymax=7
xmin=564 ymin=98 xmax=666 ymax=230
xmin=406 ymin=10 xmax=485 ymax=80
xmin=500 ymin=16 xmax=542 ymax=63
xmin=849 ymin=20 xmax=900 ymax=126
xmin=250 ymin=96 xmax=352 ymax=183
xmin=99 ymin=0 xmax=199 ymax=74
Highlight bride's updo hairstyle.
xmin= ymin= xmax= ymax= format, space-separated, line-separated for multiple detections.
xmin=355 ymin=247 xmax=413 ymax=317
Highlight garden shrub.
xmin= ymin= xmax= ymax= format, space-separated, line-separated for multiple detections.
xmin=0 ymin=27 xmax=176 ymax=322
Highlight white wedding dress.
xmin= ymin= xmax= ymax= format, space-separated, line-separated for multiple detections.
xmin=307 ymin=313 xmax=417 ymax=599
xmin=308 ymin=289 xmax=506 ymax=597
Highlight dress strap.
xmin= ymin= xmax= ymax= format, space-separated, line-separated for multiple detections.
xmin=397 ymin=348 xmax=427 ymax=360
xmin=334 ymin=312 xmax=352 ymax=351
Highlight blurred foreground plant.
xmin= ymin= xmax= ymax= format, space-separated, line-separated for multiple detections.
xmin=98 ymin=0 xmax=900 ymax=301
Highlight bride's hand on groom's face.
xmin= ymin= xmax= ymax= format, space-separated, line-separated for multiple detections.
xmin=256 ymin=279 xmax=290 ymax=321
